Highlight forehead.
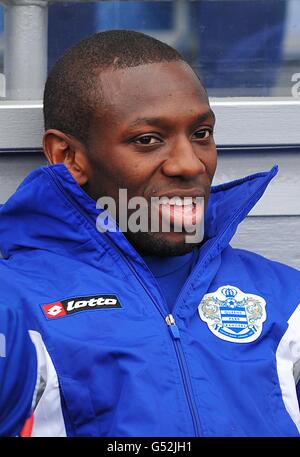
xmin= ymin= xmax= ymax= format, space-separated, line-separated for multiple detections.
xmin=94 ymin=61 xmax=210 ymax=124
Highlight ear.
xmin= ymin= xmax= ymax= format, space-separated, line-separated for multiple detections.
xmin=43 ymin=129 xmax=91 ymax=186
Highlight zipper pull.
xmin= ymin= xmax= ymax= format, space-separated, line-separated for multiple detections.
xmin=166 ymin=314 xmax=181 ymax=340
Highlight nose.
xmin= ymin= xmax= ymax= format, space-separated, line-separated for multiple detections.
xmin=161 ymin=136 xmax=206 ymax=179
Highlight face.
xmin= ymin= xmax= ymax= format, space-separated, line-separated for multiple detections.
xmin=83 ymin=61 xmax=217 ymax=256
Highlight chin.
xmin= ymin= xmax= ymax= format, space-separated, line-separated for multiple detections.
xmin=125 ymin=231 xmax=199 ymax=257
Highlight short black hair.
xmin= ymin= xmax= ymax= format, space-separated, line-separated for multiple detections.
xmin=43 ymin=29 xmax=183 ymax=144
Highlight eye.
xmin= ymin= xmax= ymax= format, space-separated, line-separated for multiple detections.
xmin=192 ymin=128 xmax=213 ymax=141
xmin=133 ymin=135 xmax=162 ymax=145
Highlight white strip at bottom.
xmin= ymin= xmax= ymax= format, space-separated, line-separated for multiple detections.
xmin=29 ymin=330 xmax=67 ymax=437
xmin=276 ymin=304 xmax=300 ymax=433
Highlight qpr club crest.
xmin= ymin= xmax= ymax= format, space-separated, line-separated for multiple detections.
xmin=198 ymin=285 xmax=266 ymax=343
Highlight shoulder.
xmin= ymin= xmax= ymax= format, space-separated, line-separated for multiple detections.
xmin=0 ymin=259 xmax=26 ymax=310
xmin=228 ymin=247 xmax=300 ymax=315
xmin=232 ymin=247 xmax=300 ymax=281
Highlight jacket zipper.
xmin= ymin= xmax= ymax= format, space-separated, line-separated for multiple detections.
xmin=47 ymin=167 xmax=272 ymax=438
xmin=102 ymin=241 xmax=203 ymax=436
xmin=166 ymin=314 xmax=200 ymax=435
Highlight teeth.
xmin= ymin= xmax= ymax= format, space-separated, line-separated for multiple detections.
xmin=169 ymin=197 xmax=184 ymax=206
xmin=185 ymin=197 xmax=193 ymax=206
xmin=173 ymin=197 xmax=194 ymax=206
xmin=159 ymin=196 xmax=169 ymax=205
xmin=159 ymin=196 xmax=195 ymax=206
xmin=174 ymin=197 xmax=184 ymax=206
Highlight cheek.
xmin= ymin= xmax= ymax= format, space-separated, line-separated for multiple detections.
xmin=101 ymin=158 xmax=156 ymax=196
xmin=203 ymin=148 xmax=217 ymax=180
xmin=119 ymin=156 xmax=158 ymax=183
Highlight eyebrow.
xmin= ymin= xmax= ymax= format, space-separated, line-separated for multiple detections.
xmin=127 ymin=109 xmax=216 ymax=130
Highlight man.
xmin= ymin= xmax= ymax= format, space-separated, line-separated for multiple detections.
xmin=0 ymin=30 xmax=299 ymax=437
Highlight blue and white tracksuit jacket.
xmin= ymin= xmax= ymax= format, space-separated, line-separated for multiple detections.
xmin=0 ymin=164 xmax=299 ymax=437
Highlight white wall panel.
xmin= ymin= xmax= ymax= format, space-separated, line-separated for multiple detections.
xmin=214 ymin=151 xmax=300 ymax=216
xmin=231 ymin=216 xmax=300 ymax=270
xmin=0 ymin=152 xmax=46 ymax=202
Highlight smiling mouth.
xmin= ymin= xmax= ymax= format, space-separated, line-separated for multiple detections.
xmin=153 ymin=196 xmax=205 ymax=230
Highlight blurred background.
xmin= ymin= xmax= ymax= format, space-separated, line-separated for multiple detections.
xmin=1 ymin=0 xmax=300 ymax=97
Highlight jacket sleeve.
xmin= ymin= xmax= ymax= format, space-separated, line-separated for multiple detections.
xmin=0 ymin=303 xmax=37 ymax=436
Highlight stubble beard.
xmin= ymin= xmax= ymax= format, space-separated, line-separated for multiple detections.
xmin=124 ymin=230 xmax=199 ymax=257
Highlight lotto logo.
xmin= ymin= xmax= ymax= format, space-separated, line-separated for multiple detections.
xmin=41 ymin=295 xmax=121 ymax=319
xmin=43 ymin=302 xmax=67 ymax=318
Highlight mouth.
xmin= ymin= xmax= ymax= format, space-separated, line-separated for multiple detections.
xmin=152 ymin=194 xmax=205 ymax=231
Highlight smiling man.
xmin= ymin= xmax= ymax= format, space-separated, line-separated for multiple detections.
xmin=0 ymin=30 xmax=300 ymax=437
xmin=43 ymin=47 xmax=216 ymax=256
